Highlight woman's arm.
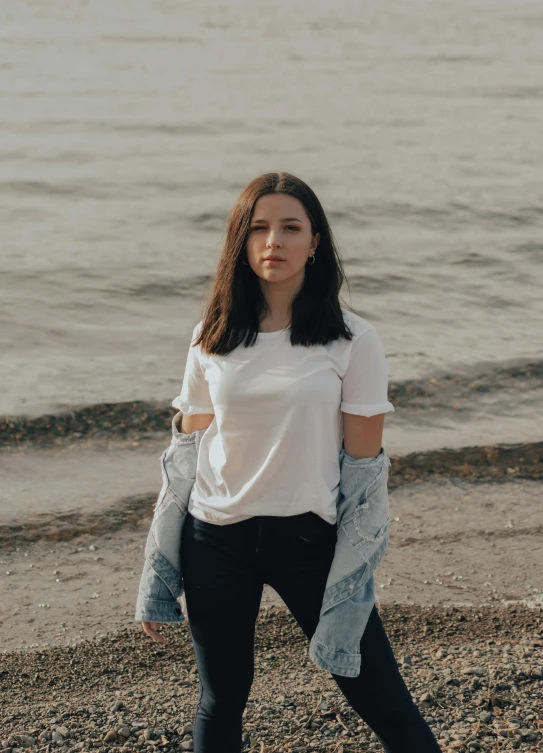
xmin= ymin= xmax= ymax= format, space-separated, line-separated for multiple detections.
xmin=178 ymin=412 xmax=214 ymax=434
xmin=342 ymin=412 xmax=385 ymax=459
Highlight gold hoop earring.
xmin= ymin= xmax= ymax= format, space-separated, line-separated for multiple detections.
xmin=306 ymin=254 xmax=316 ymax=265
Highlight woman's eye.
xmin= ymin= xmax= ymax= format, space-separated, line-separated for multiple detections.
xmin=250 ymin=226 xmax=298 ymax=231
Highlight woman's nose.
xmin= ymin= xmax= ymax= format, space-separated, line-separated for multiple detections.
xmin=266 ymin=231 xmax=282 ymax=248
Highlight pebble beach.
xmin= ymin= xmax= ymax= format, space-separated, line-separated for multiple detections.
xmin=1 ymin=604 xmax=542 ymax=753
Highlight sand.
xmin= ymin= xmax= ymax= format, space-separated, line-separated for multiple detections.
xmin=1 ymin=476 xmax=541 ymax=654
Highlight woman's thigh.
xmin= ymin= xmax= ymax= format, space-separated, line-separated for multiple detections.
xmin=181 ymin=513 xmax=264 ymax=692
xmin=261 ymin=511 xmax=337 ymax=636
xmin=264 ymin=514 xmax=440 ymax=751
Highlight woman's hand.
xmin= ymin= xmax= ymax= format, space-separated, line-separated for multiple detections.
xmin=141 ymin=621 xmax=166 ymax=643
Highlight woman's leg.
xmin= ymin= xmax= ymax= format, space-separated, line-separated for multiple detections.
xmin=181 ymin=513 xmax=263 ymax=753
xmin=333 ymin=605 xmax=442 ymax=753
xmin=262 ymin=513 xmax=442 ymax=753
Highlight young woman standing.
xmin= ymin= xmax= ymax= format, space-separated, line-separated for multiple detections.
xmin=141 ymin=172 xmax=442 ymax=753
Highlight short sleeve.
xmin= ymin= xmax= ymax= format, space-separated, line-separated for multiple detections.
xmin=340 ymin=326 xmax=395 ymax=417
xmin=171 ymin=323 xmax=215 ymax=415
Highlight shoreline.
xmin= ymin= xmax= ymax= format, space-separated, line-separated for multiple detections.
xmin=1 ymin=450 xmax=542 ymax=551
xmin=2 ymin=359 xmax=542 ymax=448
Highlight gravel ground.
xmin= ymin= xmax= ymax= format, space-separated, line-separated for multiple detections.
xmin=1 ymin=604 xmax=542 ymax=753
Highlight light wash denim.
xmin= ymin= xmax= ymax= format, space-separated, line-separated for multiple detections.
xmin=135 ymin=411 xmax=391 ymax=678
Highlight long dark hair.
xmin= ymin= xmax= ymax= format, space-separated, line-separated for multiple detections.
xmin=194 ymin=171 xmax=355 ymax=355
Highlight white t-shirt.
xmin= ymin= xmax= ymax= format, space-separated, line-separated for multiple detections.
xmin=172 ymin=307 xmax=395 ymax=525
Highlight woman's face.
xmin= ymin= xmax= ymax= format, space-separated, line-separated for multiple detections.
xmin=245 ymin=193 xmax=320 ymax=286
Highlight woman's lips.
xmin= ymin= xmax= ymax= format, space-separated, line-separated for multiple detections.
xmin=264 ymin=258 xmax=286 ymax=266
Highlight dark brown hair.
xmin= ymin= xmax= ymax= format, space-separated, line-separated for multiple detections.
xmin=194 ymin=171 xmax=354 ymax=355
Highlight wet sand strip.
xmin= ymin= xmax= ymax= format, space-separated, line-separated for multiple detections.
xmin=1 ymin=447 xmax=542 ymax=550
xmin=0 ymin=492 xmax=155 ymax=551
xmin=2 ymin=355 xmax=542 ymax=450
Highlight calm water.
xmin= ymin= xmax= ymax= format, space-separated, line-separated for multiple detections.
xmin=1 ymin=0 xmax=542 ymax=448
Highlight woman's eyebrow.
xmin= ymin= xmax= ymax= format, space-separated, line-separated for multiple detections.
xmin=251 ymin=217 xmax=303 ymax=223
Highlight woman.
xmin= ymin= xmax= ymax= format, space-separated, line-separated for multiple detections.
xmin=140 ymin=172 xmax=442 ymax=753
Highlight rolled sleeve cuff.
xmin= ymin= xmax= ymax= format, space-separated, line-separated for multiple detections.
xmin=171 ymin=395 xmax=214 ymax=415
xmin=134 ymin=595 xmax=185 ymax=624
xmin=340 ymin=401 xmax=395 ymax=417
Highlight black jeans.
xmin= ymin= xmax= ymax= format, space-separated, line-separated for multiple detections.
xmin=181 ymin=509 xmax=442 ymax=753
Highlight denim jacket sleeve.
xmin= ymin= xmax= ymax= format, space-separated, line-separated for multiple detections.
xmin=134 ymin=412 xmax=206 ymax=624
xmin=309 ymin=446 xmax=391 ymax=677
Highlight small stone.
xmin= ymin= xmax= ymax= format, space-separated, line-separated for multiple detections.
xmin=103 ymin=730 xmax=117 ymax=743
xmin=15 ymin=737 xmax=36 ymax=749
xmin=419 ymin=692 xmax=433 ymax=706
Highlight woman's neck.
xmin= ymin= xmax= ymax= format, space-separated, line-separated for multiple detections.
xmin=259 ymin=314 xmax=291 ymax=333
xmin=258 ymin=272 xmax=303 ymax=327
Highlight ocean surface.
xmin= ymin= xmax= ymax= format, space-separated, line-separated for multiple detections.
xmin=1 ymin=0 xmax=542 ymax=455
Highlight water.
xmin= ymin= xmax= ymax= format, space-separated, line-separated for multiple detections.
xmin=2 ymin=0 xmax=543 ymax=447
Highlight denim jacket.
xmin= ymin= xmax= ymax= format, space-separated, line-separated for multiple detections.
xmin=135 ymin=411 xmax=391 ymax=678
